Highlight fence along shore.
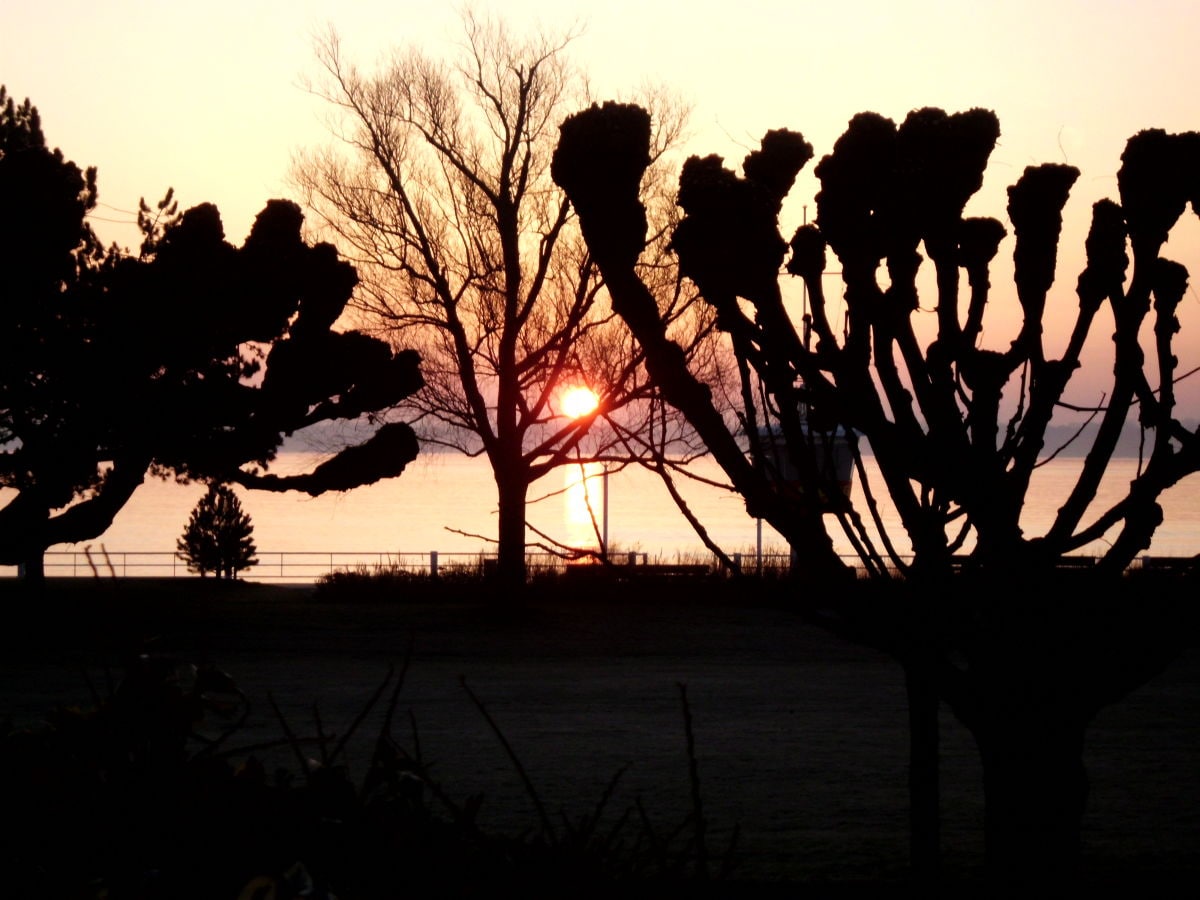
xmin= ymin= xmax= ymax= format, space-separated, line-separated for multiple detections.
xmin=4 ymin=548 xmax=1195 ymax=584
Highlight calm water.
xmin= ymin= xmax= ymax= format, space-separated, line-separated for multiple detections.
xmin=5 ymin=451 xmax=1199 ymax=581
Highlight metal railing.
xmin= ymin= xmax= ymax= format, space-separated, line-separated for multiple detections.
xmin=0 ymin=549 xmax=804 ymax=583
xmin=26 ymin=550 xmax=507 ymax=582
xmin=3 ymin=549 xmax=1185 ymax=584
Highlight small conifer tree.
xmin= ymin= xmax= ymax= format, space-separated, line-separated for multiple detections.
xmin=176 ymin=484 xmax=258 ymax=579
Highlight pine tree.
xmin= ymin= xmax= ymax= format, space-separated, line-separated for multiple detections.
xmin=176 ymin=484 xmax=258 ymax=579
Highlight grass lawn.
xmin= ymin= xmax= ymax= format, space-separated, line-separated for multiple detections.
xmin=1 ymin=573 xmax=1197 ymax=896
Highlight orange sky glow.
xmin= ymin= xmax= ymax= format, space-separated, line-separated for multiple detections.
xmin=6 ymin=0 xmax=1200 ymax=420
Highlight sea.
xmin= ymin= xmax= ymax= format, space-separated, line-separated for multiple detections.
xmin=4 ymin=450 xmax=1199 ymax=583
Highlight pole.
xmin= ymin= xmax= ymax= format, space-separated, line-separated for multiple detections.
xmin=602 ymin=465 xmax=610 ymax=561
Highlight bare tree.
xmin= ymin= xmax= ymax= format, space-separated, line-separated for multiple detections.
xmin=293 ymin=14 xmax=705 ymax=586
xmin=554 ymin=101 xmax=1200 ymax=889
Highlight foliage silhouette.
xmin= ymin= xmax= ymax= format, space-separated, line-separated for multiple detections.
xmin=176 ymin=483 xmax=258 ymax=579
xmin=0 ymin=644 xmax=736 ymax=898
xmin=552 ymin=101 xmax=1200 ymax=889
xmin=0 ymin=88 xmax=424 ymax=583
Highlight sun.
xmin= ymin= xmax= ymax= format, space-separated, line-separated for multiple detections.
xmin=560 ymin=385 xmax=600 ymax=418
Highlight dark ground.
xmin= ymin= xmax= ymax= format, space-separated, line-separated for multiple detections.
xmin=1 ymin=576 xmax=1197 ymax=896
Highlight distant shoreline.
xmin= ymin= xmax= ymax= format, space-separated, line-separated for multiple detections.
xmin=280 ymin=420 xmax=1193 ymax=458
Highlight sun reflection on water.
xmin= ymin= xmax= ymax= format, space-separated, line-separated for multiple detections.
xmin=564 ymin=461 xmax=604 ymax=551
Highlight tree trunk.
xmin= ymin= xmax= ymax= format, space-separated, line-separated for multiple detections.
xmin=971 ymin=703 xmax=1089 ymax=890
xmin=19 ymin=551 xmax=46 ymax=587
xmin=494 ymin=468 xmax=529 ymax=590
xmin=905 ymin=656 xmax=941 ymax=887
xmin=1 ymin=492 xmax=50 ymax=588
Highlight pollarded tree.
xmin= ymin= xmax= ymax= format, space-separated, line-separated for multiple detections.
xmin=0 ymin=88 xmax=424 ymax=584
xmin=177 ymin=483 xmax=258 ymax=579
xmin=553 ymin=102 xmax=1200 ymax=888
xmin=292 ymin=14 xmax=707 ymax=585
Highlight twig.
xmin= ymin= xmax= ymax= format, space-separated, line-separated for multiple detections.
xmin=268 ymin=692 xmax=312 ymax=785
xmin=82 ymin=544 xmax=99 ymax=578
xmin=329 ymin=663 xmax=396 ymax=767
xmin=99 ymin=543 xmax=117 ymax=578
xmin=460 ymin=675 xmax=557 ymax=843
xmin=313 ymin=701 xmax=328 ymax=767
xmin=380 ymin=635 xmax=414 ymax=738
xmin=678 ymin=682 xmax=708 ymax=880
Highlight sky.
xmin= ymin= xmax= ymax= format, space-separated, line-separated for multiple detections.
xmin=6 ymin=0 xmax=1200 ymax=418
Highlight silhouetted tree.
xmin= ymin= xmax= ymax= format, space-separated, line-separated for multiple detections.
xmin=176 ymin=483 xmax=257 ymax=578
xmin=553 ymin=101 xmax=1200 ymax=889
xmin=293 ymin=13 xmax=709 ymax=587
xmin=0 ymin=88 xmax=424 ymax=584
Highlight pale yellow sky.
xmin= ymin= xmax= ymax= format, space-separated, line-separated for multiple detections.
xmin=6 ymin=0 xmax=1200 ymax=417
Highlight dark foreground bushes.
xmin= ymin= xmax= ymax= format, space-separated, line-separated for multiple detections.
xmin=0 ymin=647 xmax=736 ymax=899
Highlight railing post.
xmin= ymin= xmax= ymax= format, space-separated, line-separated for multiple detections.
xmin=431 ymin=550 xmax=438 ymax=578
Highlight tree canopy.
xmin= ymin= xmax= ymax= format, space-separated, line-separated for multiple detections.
xmin=553 ymin=100 xmax=1200 ymax=888
xmin=0 ymin=87 xmax=424 ymax=581
xmin=293 ymin=14 xmax=710 ymax=585
xmin=554 ymin=101 xmax=1200 ymax=584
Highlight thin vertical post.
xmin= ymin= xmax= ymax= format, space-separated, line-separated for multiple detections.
xmin=756 ymin=519 xmax=763 ymax=575
xmin=602 ymin=466 xmax=610 ymax=561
